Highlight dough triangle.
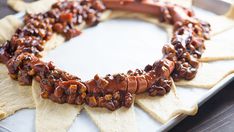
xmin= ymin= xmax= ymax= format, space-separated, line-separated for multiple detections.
xmin=206 ymin=16 xmax=234 ymax=36
xmin=0 ymin=64 xmax=8 ymax=74
xmin=225 ymin=4 xmax=234 ymax=19
xmin=0 ymin=77 xmax=35 ymax=120
xmin=175 ymin=61 xmax=234 ymax=88
xmin=136 ymin=81 xmax=197 ymax=123
xmin=32 ymin=80 xmax=82 ymax=132
xmin=200 ymin=39 xmax=234 ymax=62
xmin=0 ymin=15 xmax=22 ymax=44
xmin=85 ymin=104 xmax=138 ymax=132
xmin=7 ymin=0 xmax=57 ymax=14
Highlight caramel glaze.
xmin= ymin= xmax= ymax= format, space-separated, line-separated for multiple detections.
xmin=0 ymin=0 xmax=210 ymax=111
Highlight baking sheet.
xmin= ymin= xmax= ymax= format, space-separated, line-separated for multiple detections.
xmin=0 ymin=6 xmax=234 ymax=132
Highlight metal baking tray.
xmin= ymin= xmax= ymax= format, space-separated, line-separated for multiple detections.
xmin=0 ymin=1 xmax=234 ymax=131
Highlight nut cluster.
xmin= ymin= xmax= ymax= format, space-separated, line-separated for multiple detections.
xmin=171 ymin=20 xmax=210 ymax=81
xmin=50 ymin=0 xmax=105 ymax=40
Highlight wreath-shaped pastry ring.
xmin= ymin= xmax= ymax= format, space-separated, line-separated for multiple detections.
xmin=0 ymin=0 xmax=210 ymax=111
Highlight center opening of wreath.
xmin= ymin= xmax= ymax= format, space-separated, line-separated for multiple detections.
xmin=44 ymin=18 xmax=168 ymax=80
